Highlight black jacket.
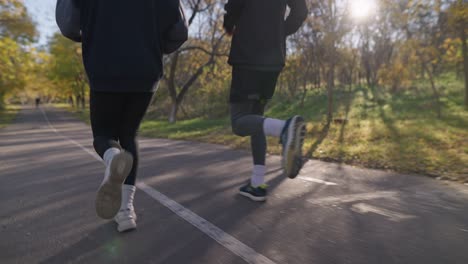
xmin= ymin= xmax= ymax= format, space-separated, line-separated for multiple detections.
xmin=224 ymin=0 xmax=308 ymax=71
xmin=78 ymin=0 xmax=180 ymax=92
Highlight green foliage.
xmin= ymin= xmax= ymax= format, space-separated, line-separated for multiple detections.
xmin=0 ymin=0 xmax=39 ymax=106
xmin=142 ymin=77 xmax=468 ymax=182
xmin=447 ymin=0 xmax=468 ymax=32
xmin=0 ymin=0 xmax=37 ymax=43
xmin=62 ymin=74 xmax=467 ymax=181
xmin=47 ymin=33 xmax=88 ymax=107
xmin=2 ymin=0 xmax=466 ymax=180
xmin=0 ymin=37 xmax=31 ymax=106
xmin=0 ymin=104 xmax=18 ymax=128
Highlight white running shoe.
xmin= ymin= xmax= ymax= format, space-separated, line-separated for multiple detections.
xmin=115 ymin=209 xmax=137 ymax=232
xmin=115 ymin=184 xmax=137 ymax=232
xmin=95 ymin=149 xmax=133 ymax=219
xmin=280 ymin=115 xmax=306 ymax=179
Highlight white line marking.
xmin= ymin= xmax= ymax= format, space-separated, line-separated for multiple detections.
xmin=351 ymin=203 xmax=417 ymax=222
xmin=297 ymin=176 xmax=337 ymax=186
xmin=40 ymin=107 xmax=276 ymax=264
xmin=308 ymin=191 xmax=398 ymax=206
xmin=137 ymin=182 xmax=275 ymax=264
xmin=40 ymin=108 xmax=103 ymax=162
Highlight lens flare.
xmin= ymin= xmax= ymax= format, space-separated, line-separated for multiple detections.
xmin=350 ymin=0 xmax=377 ymax=19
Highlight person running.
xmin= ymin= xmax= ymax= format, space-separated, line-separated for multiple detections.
xmin=35 ymin=97 xmax=40 ymax=109
xmin=224 ymin=0 xmax=308 ymax=202
xmin=76 ymin=0 xmax=183 ymax=232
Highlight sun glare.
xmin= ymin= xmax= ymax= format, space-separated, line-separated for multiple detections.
xmin=350 ymin=0 xmax=377 ymax=19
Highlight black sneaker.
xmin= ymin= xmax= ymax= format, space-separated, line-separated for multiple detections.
xmin=280 ymin=115 xmax=306 ymax=179
xmin=239 ymin=184 xmax=268 ymax=202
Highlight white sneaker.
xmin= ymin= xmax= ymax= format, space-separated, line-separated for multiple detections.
xmin=95 ymin=149 xmax=133 ymax=219
xmin=280 ymin=115 xmax=306 ymax=179
xmin=115 ymin=209 xmax=137 ymax=232
xmin=115 ymin=184 xmax=137 ymax=232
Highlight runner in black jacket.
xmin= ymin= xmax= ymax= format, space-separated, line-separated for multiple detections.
xmin=78 ymin=0 xmax=180 ymax=232
xmin=224 ymin=0 xmax=308 ymax=202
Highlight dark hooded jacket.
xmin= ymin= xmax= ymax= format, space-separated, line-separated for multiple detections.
xmin=78 ymin=0 xmax=180 ymax=92
xmin=224 ymin=0 xmax=308 ymax=71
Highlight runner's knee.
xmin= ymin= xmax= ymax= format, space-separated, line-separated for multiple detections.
xmin=231 ymin=119 xmax=248 ymax=137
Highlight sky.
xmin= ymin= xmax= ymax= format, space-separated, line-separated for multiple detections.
xmin=24 ymin=0 xmax=58 ymax=47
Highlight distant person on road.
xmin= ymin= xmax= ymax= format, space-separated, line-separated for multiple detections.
xmin=67 ymin=0 xmax=185 ymax=232
xmin=35 ymin=97 xmax=40 ymax=109
xmin=224 ymin=0 xmax=308 ymax=201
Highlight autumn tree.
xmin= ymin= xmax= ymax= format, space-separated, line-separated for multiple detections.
xmin=0 ymin=0 xmax=37 ymax=108
xmin=0 ymin=0 xmax=36 ymax=43
xmin=447 ymin=0 xmax=468 ymax=109
xmin=308 ymin=0 xmax=351 ymax=123
xmin=164 ymin=1 xmax=229 ymax=123
xmin=48 ymin=33 xmax=87 ymax=109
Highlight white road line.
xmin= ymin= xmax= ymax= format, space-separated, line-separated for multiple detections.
xmin=297 ymin=176 xmax=337 ymax=186
xmin=40 ymin=108 xmax=276 ymax=264
xmin=138 ymin=182 xmax=275 ymax=264
xmin=308 ymin=191 xmax=398 ymax=206
xmin=40 ymin=108 xmax=103 ymax=162
xmin=351 ymin=203 xmax=417 ymax=222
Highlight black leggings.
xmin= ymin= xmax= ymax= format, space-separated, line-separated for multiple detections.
xmin=230 ymin=100 xmax=267 ymax=166
xmin=90 ymin=91 xmax=154 ymax=185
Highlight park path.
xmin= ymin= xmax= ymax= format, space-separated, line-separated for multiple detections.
xmin=1 ymin=106 xmax=468 ymax=264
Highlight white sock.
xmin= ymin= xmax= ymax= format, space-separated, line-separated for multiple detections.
xmin=121 ymin=184 xmax=136 ymax=211
xmin=103 ymin=147 xmax=120 ymax=166
xmin=263 ymin=118 xmax=286 ymax=137
xmin=251 ymin=165 xmax=266 ymax=187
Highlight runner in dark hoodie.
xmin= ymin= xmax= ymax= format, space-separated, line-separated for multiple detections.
xmin=77 ymin=0 xmax=181 ymax=232
xmin=224 ymin=0 xmax=308 ymax=202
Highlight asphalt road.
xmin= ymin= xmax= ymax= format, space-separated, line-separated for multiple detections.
xmin=1 ymin=106 xmax=467 ymax=264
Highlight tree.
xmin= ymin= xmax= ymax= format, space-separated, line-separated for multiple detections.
xmin=308 ymin=0 xmax=351 ymax=123
xmin=48 ymin=33 xmax=87 ymax=109
xmin=447 ymin=0 xmax=468 ymax=109
xmin=164 ymin=1 xmax=228 ymax=123
xmin=0 ymin=37 xmax=28 ymax=107
xmin=0 ymin=0 xmax=37 ymax=43
xmin=0 ymin=0 xmax=37 ymax=108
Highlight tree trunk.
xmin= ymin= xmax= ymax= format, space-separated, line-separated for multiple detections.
xmin=167 ymin=52 xmax=180 ymax=123
xmin=169 ymin=101 xmax=180 ymax=123
xmin=327 ymin=66 xmax=335 ymax=124
xmin=80 ymin=84 xmax=86 ymax=109
xmin=316 ymin=69 xmax=321 ymax=89
xmin=300 ymin=88 xmax=307 ymax=109
xmin=461 ymin=26 xmax=468 ymax=110
xmin=167 ymin=52 xmax=214 ymax=123
xmin=76 ymin=94 xmax=81 ymax=110
xmin=300 ymin=71 xmax=307 ymax=108
xmin=0 ymin=91 xmax=5 ymax=110
xmin=425 ymin=65 xmax=442 ymax=118
xmin=365 ymin=64 xmax=372 ymax=87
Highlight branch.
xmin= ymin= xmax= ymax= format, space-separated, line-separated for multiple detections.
xmin=187 ymin=0 xmax=202 ymax=26
xmin=179 ymin=46 xmax=228 ymax=57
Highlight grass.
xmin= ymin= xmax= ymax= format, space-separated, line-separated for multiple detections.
xmin=60 ymin=76 xmax=468 ymax=183
xmin=0 ymin=105 xmax=19 ymax=129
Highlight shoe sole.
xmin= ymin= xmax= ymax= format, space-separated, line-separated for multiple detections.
xmin=95 ymin=151 xmax=133 ymax=219
xmin=290 ymin=122 xmax=307 ymax=178
xmin=283 ymin=116 xmax=306 ymax=179
xmin=239 ymin=191 xmax=267 ymax=202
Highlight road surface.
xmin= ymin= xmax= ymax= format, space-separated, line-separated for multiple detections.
xmin=1 ymin=107 xmax=467 ymax=264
